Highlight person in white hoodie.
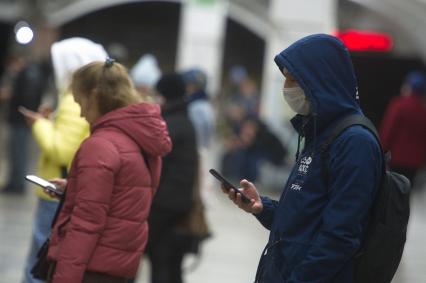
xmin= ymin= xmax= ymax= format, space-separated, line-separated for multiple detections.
xmin=20 ymin=37 xmax=108 ymax=283
xmin=130 ymin=54 xmax=162 ymax=101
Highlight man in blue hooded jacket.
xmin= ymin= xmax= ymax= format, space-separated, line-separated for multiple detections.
xmin=222 ymin=34 xmax=382 ymax=282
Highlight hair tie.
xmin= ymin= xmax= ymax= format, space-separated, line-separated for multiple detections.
xmin=105 ymin=57 xmax=115 ymax=68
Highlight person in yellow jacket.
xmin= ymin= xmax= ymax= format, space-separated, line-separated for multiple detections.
xmin=19 ymin=37 xmax=108 ymax=283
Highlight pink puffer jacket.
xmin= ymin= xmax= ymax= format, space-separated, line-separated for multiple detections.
xmin=47 ymin=103 xmax=172 ymax=283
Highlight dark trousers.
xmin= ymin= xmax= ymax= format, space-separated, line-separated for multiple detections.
xmin=3 ymin=124 xmax=30 ymax=193
xmin=82 ymin=271 xmax=128 ymax=283
xmin=147 ymin=233 xmax=188 ymax=283
xmin=145 ymin=209 xmax=190 ymax=283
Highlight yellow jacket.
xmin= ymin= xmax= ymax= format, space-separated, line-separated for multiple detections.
xmin=32 ymin=92 xmax=89 ymax=200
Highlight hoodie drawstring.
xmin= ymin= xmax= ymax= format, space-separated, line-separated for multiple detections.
xmin=295 ymin=113 xmax=318 ymax=161
xmin=295 ymin=134 xmax=302 ymax=161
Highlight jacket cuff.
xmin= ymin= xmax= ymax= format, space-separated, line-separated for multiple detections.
xmin=254 ymin=196 xmax=273 ymax=221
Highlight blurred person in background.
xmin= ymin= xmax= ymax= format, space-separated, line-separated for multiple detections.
xmin=182 ymin=68 xmax=215 ymax=150
xmin=44 ymin=59 xmax=171 ymax=283
xmin=181 ymin=68 xmax=214 ymax=257
xmin=221 ymin=116 xmax=288 ymax=183
xmin=221 ymin=77 xmax=260 ymax=135
xmin=379 ymin=70 xmax=426 ymax=186
xmin=0 ymin=53 xmax=51 ymax=195
xmin=19 ymin=37 xmax=107 ymax=283
xmin=0 ymin=53 xmax=26 ymax=104
xmin=223 ymin=65 xmax=248 ymax=101
xmin=217 ymin=65 xmax=250 ymax=134
xmin=144 ymin=73 xmax=199 ymax=283
xmin=130 ymin=54 xmax=162 ymax=102
xmin=228 ymin=77 xmax=260 ymax=118
xmin=219 ymin=71 xmax=261 ymax=182
xmin=0 ymin=53 xmax=26 ymax=164
xmin=0 ymin=53 xmax=26 ymax=185
xmin=221 ymin=34 xmax=382 ymax=283
xmin=181 ymin=68 xmax=215 ymax=217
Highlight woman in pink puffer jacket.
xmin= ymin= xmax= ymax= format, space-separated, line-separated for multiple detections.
xmin=46 ymin=59 xmax=172 ymax=283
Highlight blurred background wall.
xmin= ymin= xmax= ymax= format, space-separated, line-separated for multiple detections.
xmin=0 ymin=0 xmax=425 ymax=130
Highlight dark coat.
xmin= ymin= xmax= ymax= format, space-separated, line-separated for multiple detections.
xmin=380 ymin=93 xmax=426 ymax=169
xmin=8 ymin=62 xmax=50 ymax=124
xmin=148 ymin=99 xmax=198 ymax=243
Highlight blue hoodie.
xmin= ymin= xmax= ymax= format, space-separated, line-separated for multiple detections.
xmin=254 ymin=34 xmax=382 ymax=283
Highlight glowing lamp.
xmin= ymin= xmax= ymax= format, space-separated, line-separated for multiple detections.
xmin=334 ymin=29 xmax=393 ymax=52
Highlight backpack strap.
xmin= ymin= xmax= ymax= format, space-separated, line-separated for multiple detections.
xmin=320 ymin=115 xmax=380 ymax=188
xmin=323 ymin=115 xmax=379 ymax=147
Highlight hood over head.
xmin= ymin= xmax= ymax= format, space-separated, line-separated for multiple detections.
xmin=274 ymin=34 xmax=362 ymax=134
xmin=91 ymin=103 xmax=172 ymax=157
xmin=182 ymin=68 xmax=207 ymax=91
xmin=130 ymin=54 xmax=162 ymax=89
xmin=51 ymin=37 xmax=108 ymax=92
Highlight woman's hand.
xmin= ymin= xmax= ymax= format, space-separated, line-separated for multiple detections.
xmin=222 ymin=179 xmax=263 ymax=214
xmin=38 ymin=104 xmax=54 ymax=119
xmin=18 ymin=106 xmax=43 ymax=126
xmin=43 ymin=178 xmax=67 ymax=199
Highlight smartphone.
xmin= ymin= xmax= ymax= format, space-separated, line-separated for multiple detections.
xmin=25 ymin=175 xmax=64 ymax=196
xmin=209 ymin=169 xmax=251 ymax=203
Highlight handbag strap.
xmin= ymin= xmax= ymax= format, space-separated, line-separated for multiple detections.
xmin=49 ymin=166 xmax=68 ymax=228
xmin=50 ymin=191 xmax=66 ymax=228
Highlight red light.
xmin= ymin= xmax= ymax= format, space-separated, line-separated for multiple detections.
xmin=334 ymin=29 xmax=393 ymax=52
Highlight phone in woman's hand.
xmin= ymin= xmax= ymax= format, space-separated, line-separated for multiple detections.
xmin=25 ymin=175 xmax=64 ymax=196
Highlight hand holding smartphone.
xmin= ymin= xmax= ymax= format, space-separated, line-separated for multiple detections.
xmin=209 ymin=169 xmax=251 ymax=203
xmin=25 ymin=175 xmax=64 ymax=196
xmin=18 ymin=106 xmax=42 ymax=126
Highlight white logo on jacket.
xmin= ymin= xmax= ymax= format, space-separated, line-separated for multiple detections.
xmin=291 ymin=183 xmax=302 ymax=191
xmin=290 ymin=156 xmax=312 ymax=191
xmin=298 ymin=156 xmax=312 ymax=175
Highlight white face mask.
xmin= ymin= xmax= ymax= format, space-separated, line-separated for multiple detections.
xmin=282 ymin=86 xmax=311 ymax=115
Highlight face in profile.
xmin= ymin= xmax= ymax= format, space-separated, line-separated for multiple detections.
xmin=73 ymin=92 xmax=100 ymax=124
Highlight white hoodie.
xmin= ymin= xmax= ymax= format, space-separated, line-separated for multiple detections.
xmin=51 ymin=37 xmax=108 ymax=92
xmin=130 ymin=54 xmax=162 ymax=89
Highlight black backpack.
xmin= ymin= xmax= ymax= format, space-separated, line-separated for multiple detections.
xmin=321 ymin=114 xmax=411 ymax=283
